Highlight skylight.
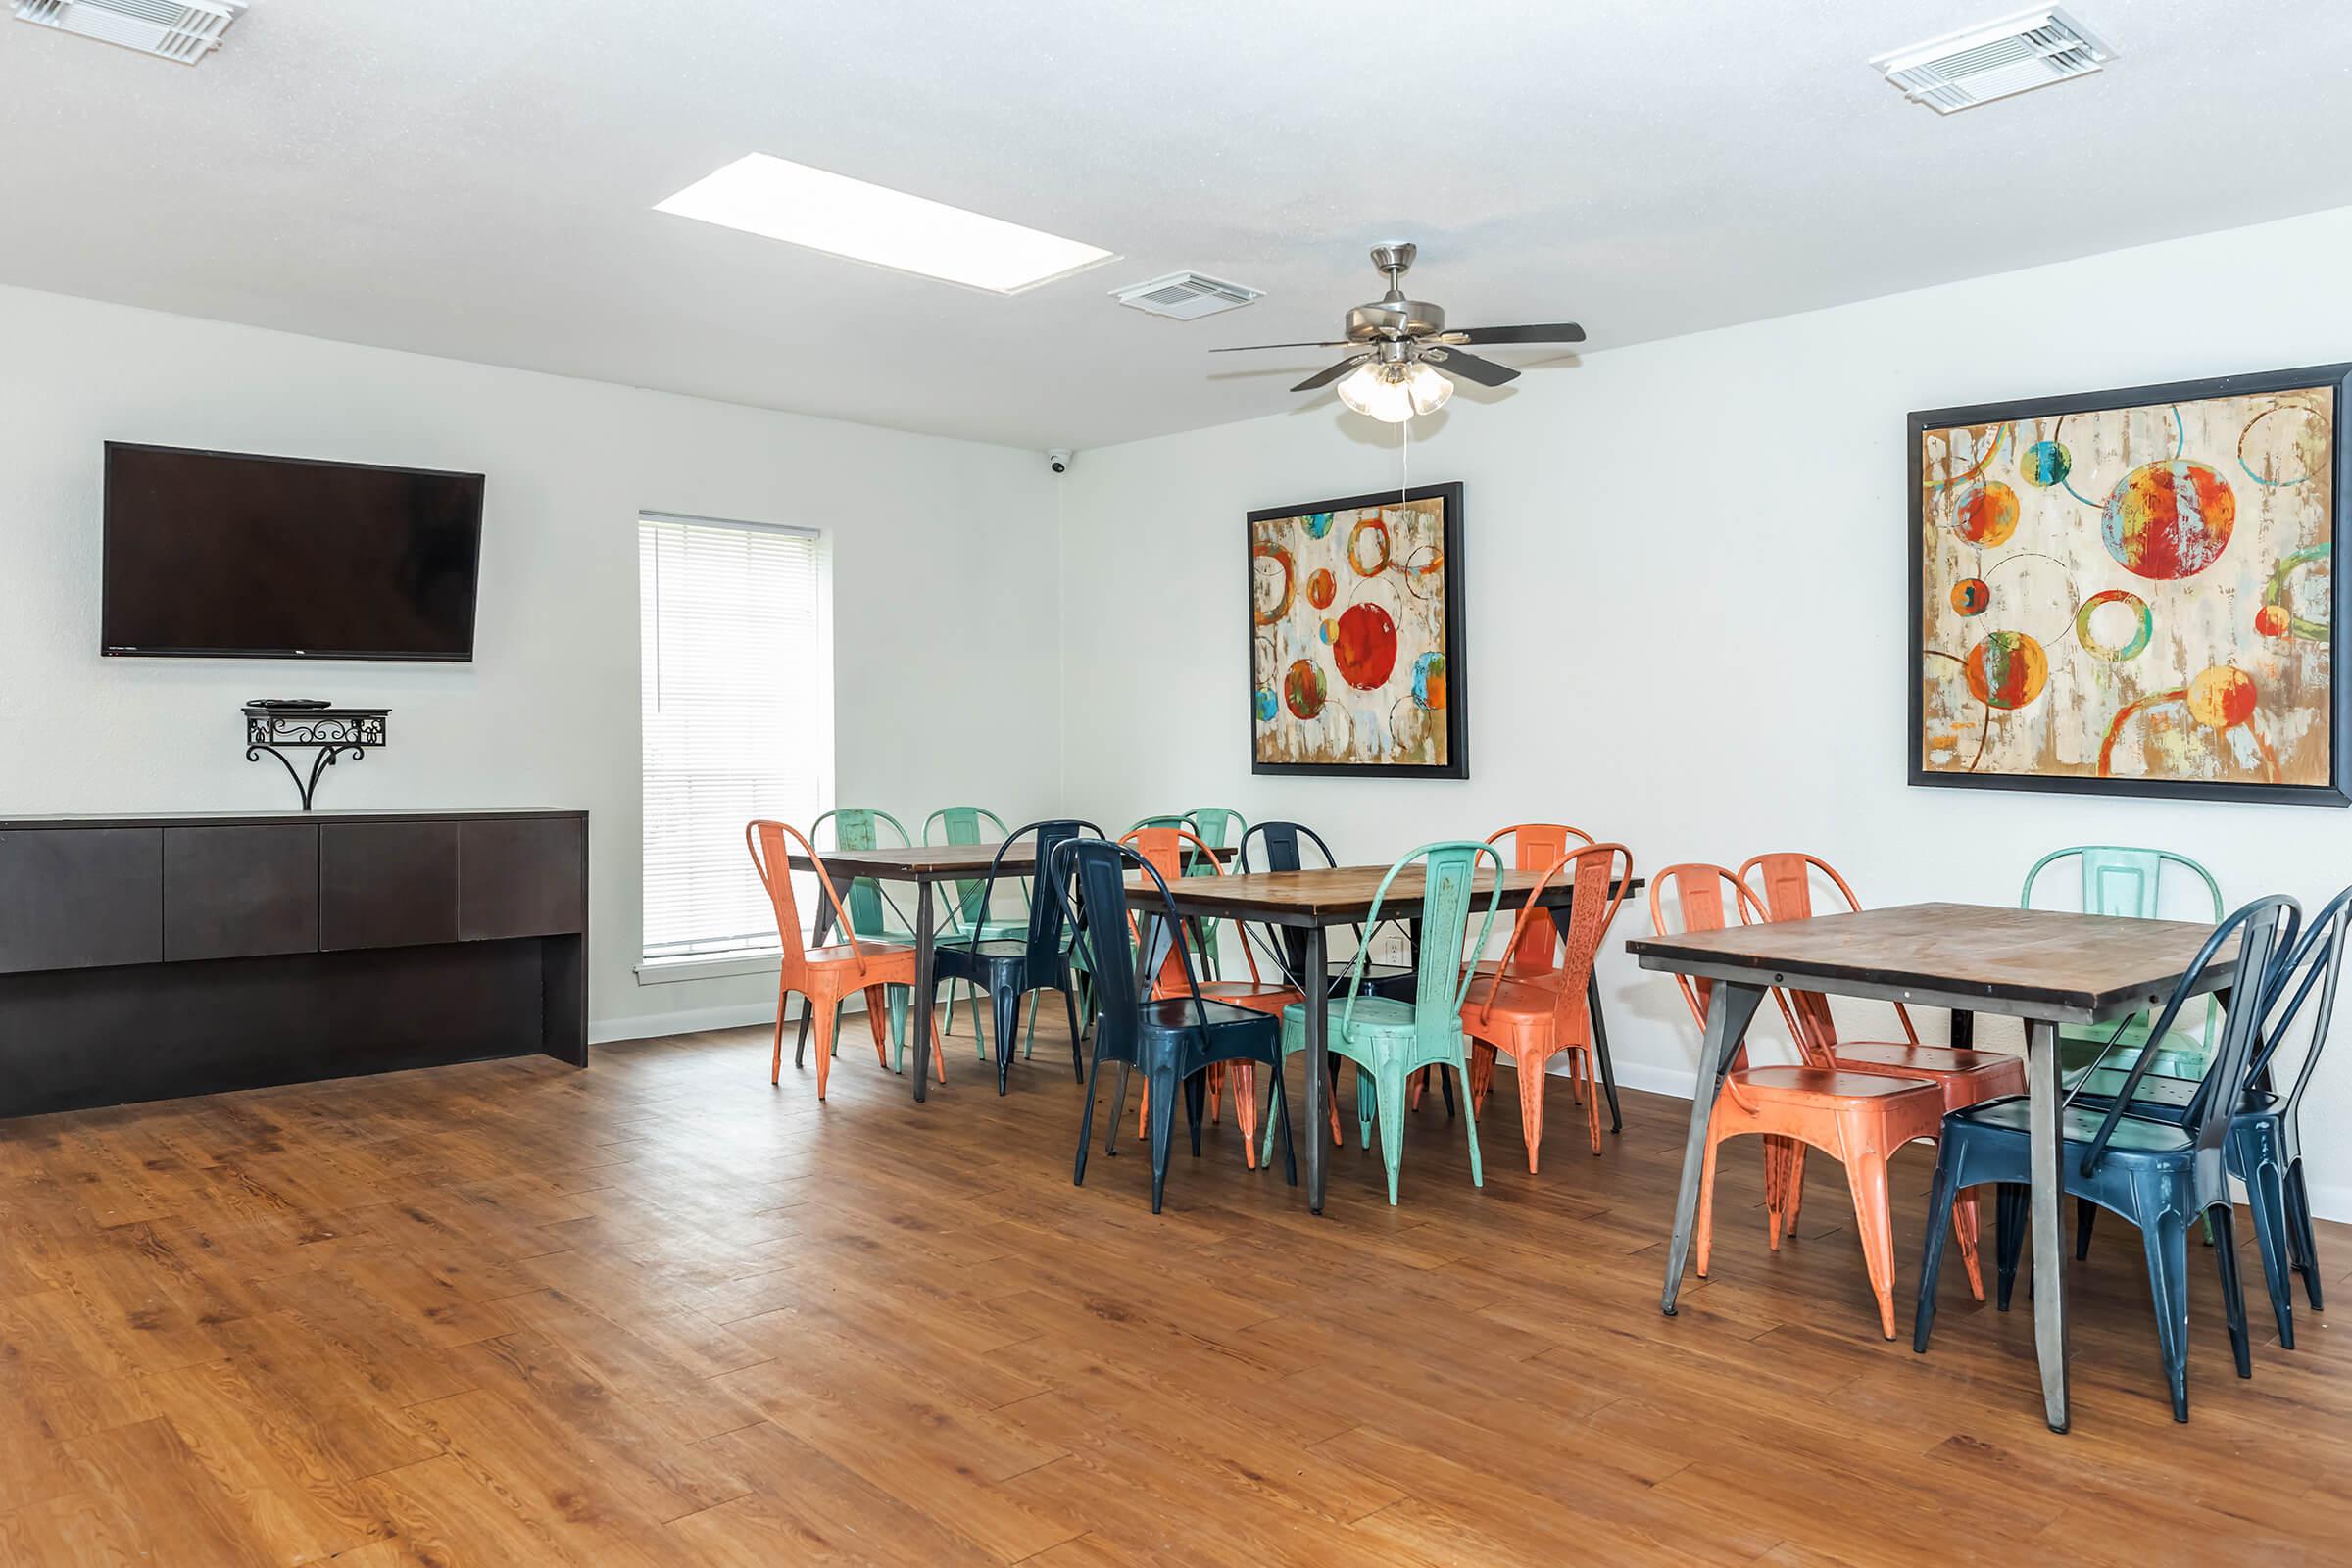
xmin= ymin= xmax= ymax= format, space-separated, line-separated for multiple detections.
xmin=654 ymin=155 xmax=1114 ymax=294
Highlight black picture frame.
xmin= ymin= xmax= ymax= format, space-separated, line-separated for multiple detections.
xmin=1248 ymin=481 xmax=1468 ymax=779
xmin=1908 ymin=362 xmax=2352 ymax=807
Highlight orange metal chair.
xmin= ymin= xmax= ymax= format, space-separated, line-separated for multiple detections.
xmin=1459 ymin=842 xmax=1633 ymax=1167
xmin=1738 ymin=852 xmax=2022 ymax=1268
xmin=746 ymin=820 xmax=944 ymax=1101
xmin=1120 ymin=826 xmax=1313 ymax=1161
xmin=1650 ymin=862 xmax=1983 ymax=1339
xmin=1405 ymin=820 xmax=1599 ymax=1113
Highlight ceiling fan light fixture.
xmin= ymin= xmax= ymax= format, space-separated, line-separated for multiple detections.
xmin=1405 ymin=362 xmax=1453 ymax=416
xmin=1336 ymin=360 xmax=1451 ymax=423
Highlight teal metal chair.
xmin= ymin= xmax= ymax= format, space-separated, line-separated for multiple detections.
xmin=805 ymin=808 xmax=918 ymax=1064
xmin=1263 ymin=840 xmax=1503 ymax=1204
xmin=2021 ymin=846 xmax=2225 ymax=1081
xmin=924 ymin=806 xmax=1029 ymax=1055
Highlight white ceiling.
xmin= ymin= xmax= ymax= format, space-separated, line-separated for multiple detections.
xmin=4 ymin=0 xmax=2349 ymax=452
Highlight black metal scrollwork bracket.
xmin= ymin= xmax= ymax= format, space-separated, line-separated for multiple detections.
xmin=241 ymin=708 xmax=389 ymax=811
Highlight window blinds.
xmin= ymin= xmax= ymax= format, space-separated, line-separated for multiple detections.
xmin=639 ymin=514 xmax=827 ymax=959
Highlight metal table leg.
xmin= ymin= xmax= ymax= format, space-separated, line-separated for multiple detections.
xmin=2026 ymin=1017 xmax=2070 ymax=1431
xmin=1661 ymin=980 xmax=1764 ymax=1314
xmin=1303 ymin=926 xmax=1329 ymax=1214
xmin=1587 ymin=970 xmax=1622 ymax=1134
xmin=910 ymin=878 xmax=937 ymax=1102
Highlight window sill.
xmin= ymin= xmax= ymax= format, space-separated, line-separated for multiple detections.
xmin=635 ymin=950 xmax=787 ymax=985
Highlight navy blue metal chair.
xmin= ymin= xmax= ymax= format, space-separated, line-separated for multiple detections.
xmin=1913 ymin=893 xmax=2299 ymax=1421
xmin=2068 ymin=883 xmax=2346 ymax=1347
xmin=931 ymin=819 xmax=1098 ymax=1094
xmin=1058 ymin=837 xmax=1296 ymax=1213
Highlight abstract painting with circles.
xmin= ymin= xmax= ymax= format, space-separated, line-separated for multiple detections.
xmin=1910 ymin=365 xmax=2351 ymax=805
xmin=1249 ymin=482 xmax=1467 ymax=778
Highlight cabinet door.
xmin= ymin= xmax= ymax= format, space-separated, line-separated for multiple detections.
xmin=0 ymin=828 xmax=163 ymax=974
xmin=319 ymin=821 xmax=459 ymax=951
xmin=164 ymin=824 xmax=319 ymax=962
xmin=460 ymin=817 xmax=587 ymax=940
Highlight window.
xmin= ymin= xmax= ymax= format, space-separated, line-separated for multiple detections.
xmin=639 ymin=513 xmax=830 ymax=964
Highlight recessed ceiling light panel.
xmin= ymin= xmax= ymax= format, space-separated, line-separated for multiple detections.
xmin=1871 ymin=6 xmax=2115 ymax=114
xmin=654 ymin=154 xmax=1114 ymax=295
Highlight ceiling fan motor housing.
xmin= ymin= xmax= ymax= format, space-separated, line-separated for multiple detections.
xmin=1347 ymin=299 xmax=1446 ymax=340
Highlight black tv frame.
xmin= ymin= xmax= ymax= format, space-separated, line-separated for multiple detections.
xmin=100 ymin=441 xmax=487 ymax=663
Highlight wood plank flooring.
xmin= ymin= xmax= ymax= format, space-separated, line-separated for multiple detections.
xmin=0 ymin=1017 xmax=2345 ymax=1565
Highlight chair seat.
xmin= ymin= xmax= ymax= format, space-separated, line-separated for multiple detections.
xmin=1832 ymin=1043 xmax=2025 ymax=1100
xmin=806 ymin=940 xmax=916 ymax=969
xmin=1137 ymin=996 xmax=1283 ymax=1037
xmin=2066 ymin=1065 xmax=2199 ymax=1115
xmin=1195 ymin=979 xmax=1305 ymax=1017
xmin=1283 ymin=993 xmax=1424 ymax=1040
xmin=1949 ymin=1095 xmax=2195 ymax=1154
xmin=1459 ymin=973 xmax=1585 ymax=1054
xmin=942 ymin=917 xmax=1027 ymax=944
xmin=1732 ymin=1065 xmax=1946 ymax=1107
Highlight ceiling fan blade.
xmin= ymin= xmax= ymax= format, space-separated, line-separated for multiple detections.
xmin=1446 ymin=322 xmax=1586 ymax=346
xmin=1292 ymin=356 xmax=1369 ymax=393
xmin=1211 ymin=340 xmax=1357 ymax=353
xmin=1431 ymin=349 xmax=1519 ymax=388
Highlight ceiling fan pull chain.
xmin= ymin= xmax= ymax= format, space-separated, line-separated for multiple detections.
xmin=1398 ymin=405 xmax=1409 ymax=505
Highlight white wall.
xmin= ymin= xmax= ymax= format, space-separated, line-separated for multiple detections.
xmin=0 ymin=283 xmax=1062 ymax=1039
xmin=1056 ymin=203 xmax=2352 ymax=1216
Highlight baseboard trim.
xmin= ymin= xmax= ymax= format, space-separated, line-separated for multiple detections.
xmin=590 ymin=1004 xmax=777 ymax=1045
xmin=2306 ymin=1180 xmax=2350 ymax=1226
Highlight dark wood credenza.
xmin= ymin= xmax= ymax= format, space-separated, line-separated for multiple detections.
xmin=0 ymin=808 xmax=587 ymax=1118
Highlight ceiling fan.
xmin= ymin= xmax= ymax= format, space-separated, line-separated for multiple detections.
xmin=1213 ymin=242 xmax=1585 ymax=421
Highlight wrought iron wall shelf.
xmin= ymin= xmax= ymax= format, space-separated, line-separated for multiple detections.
xmin=242 ymin=707 xmax=388 ymax=810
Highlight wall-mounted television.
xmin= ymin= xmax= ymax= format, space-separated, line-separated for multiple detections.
xmin=101 ymin=443 xmax=486 ymax=661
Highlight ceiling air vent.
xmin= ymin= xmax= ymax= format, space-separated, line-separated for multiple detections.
xmin=12 ymin=0 xmax=244 ymax=64
xmin=1870 ymin=7 xmax=2114 ymax=114
xmin=1111 ymin=270 xmax=1263 ymax=321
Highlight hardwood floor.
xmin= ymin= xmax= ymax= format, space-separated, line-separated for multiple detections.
xmin=0 ymin=1018 xmax=2345 ymax=1565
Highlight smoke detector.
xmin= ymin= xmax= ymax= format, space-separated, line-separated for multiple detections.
xmin=12 ymin=0 xmax=245 ymax=64
xmin=1871 ymin=7 xmax=2114 ymax=114
xmin=1111 ymin=270 xmax=1263 ymax=321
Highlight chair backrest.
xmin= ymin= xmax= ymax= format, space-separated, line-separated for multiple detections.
xmin=1118 ymin=824 xmax=1261 ymax=992
xmin=1340 ymin=841 xmax=1504 ymax=1040
xmin=1186 ymin=808 xmax=1245 ymax=850
xmin=1473 ymin=843 xmax=1632 ymax=1037
xmin=2021 ymin=844 xmax=2225 ymax=923
xmin=970 ymin=819 xmax=1096 ymax=962
xmin=1484 ymin=822 xmax=1597 ymax=972
xmin=1129 ymin=812 xmax=1225 ymax=877
xmin=1055 ymin=837 xmax=1216 ymax=1058
xmin=924 ymin=805 xmax=1016 ymax=927
xmin=2248 ymin=883 xmax=2352 ymax=1119
xmin=1648 ymin=862 xmax=1805 ymax=1068
xmin=2079 ymin=895 xmax=2297 ymax=1175
xmin=1237 ymin=818 xmax=1341 ymax=986
xmin=810 ymin=808 xmax=912 ymax=936
xmin=2023 ymin=844 xmax=2227 ymax=1052
xmin=1737 ymin=851 xmax=1919 ymax=1054
xmin=746 ymin=819 xmax=875 ymax=989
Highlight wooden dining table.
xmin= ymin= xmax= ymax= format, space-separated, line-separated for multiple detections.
xmin=785 ymin=838 xmax=1231 ymax=1102
xmin=1131 ymin=863 xmax=1643 ymax=1214
xmin=1625 ymin=901 xmax=2240 ymax=1433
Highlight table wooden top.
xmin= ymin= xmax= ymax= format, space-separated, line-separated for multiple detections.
xmin=1126 ymin=864 xmax=1643 ymax=927
xmin=1625 ymin=901 xmax=2235 ymax=1022
xmin=785 ymin=840 xmax=1232 ymax=880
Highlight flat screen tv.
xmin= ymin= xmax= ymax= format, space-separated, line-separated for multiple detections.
xmin=101 ymin=443 xmax=486 ymax=661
